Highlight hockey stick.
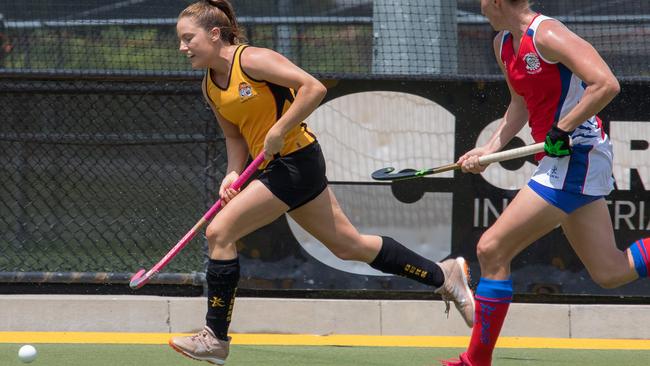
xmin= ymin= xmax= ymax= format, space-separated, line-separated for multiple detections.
xmin=371 ymin=142 xmax=544 ymax=181
xmin=129 ymin=152 xmax=266 ymax=289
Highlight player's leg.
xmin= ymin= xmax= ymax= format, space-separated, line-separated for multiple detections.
xmin=288 ymin=187 xmax=475 ymax=327
xmin=170 ymin=180 xmax=289 ymax=364
xmin=463 ymin=185 xmax=563 ymax=366
xmin=562 ymin=199 xmax=642 ymax=288
xmin=204 ymin=179 xmax=288 ymax=335
xmin=288 ymin=187 xmax=380 ymax=261
xmin=204 ymin=179 xmax=290 ymax=259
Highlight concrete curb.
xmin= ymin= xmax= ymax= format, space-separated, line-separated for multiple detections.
xmin=1 ymin=295 xmax=649 ymax=339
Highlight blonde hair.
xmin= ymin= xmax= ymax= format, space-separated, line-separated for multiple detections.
xmin=179 ymin=0 xmax=246 ymax=44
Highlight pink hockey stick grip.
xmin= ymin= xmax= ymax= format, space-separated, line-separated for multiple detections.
xmin=203 ymin=152 xmax=266 ymax=220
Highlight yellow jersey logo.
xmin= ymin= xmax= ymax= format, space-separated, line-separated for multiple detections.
xmin=238 ymin=82 xmax=256 ymax=102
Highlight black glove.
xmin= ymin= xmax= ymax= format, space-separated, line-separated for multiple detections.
xmin=544 ymin=125 xmax=572 ymax=157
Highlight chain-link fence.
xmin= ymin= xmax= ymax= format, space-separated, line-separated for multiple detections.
xmin=2 ymin=1 xmax=650 ymax=287
xmin=1 ymin=79 xmax=223 ymax=282
xmin=1 ymin=1 xmax=649 ymax=79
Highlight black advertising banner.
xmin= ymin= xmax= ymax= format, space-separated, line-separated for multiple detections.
xmin=237 ymin=79 xmax=650 ymax=297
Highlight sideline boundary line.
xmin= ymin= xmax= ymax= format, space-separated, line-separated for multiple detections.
xmin=1 ymin=332 xmax=649 ymax=350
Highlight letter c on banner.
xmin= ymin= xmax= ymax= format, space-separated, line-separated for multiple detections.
xmin=286 ymin=91 xmax=456 ymax=275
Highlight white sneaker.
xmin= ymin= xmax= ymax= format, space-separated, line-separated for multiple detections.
xmin=435 ymin=257 xmax=475 ymax=327
xmin=169 ymin=326 xmax=230 ymax=365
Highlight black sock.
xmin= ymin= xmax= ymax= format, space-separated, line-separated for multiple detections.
xmin=205 ymin=257 xmax=240 ymax=341
xmin=369 ymin=236 xmax=444 ymax=287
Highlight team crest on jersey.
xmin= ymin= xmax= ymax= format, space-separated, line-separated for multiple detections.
xmin=238 ymin=82 xmax=256 ymax=101
xmin=523 ymin=52 xmax=542 ymax=74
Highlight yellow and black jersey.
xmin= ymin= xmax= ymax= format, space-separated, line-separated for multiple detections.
xmin=202 ymin=45 xmax=316 ymax=166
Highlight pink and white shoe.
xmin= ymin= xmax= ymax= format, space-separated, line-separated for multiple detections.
xmin=169 ymin=326 xmax=230 ymax=365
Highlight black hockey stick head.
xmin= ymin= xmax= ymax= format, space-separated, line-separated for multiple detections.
xmin=371 ymin=167 xmax=420 ymax=181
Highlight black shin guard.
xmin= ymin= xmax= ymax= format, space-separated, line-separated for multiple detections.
xmin=206 ymin=257 xmax=240 ymax=341
xmin=369 ymin=236 xmax=444 ymax=287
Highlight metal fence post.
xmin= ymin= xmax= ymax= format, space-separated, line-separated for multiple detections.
xmin=372 ymin=0 xmax=458 ymax=75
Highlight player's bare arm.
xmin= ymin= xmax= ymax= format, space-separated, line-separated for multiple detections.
xmin=457 ymin=33 xmax=529 ymax=174
xmin=201 ymin=78 xmax=248 ymax=203
xmin=214 ymin=113 xmax=250 ymax=203
xmin=240 ymin=47 xmax=327 ymax=159
xmin=535 ymin=20 xmax=620 ymax=132
xmin=489 ymin=31 xmax=529 ymax=152
xmin=215 ymin=113 xmax=248 ymax=174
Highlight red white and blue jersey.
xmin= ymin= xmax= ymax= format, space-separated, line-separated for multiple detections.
xmin=500 ymin=14 xmax=614 ymax=196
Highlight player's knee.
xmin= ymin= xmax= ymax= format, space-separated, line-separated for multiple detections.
xmin=476 ymin=233 xmax=507 ymax=267
xmin=205 ymin=224 xmax=229 ymax=249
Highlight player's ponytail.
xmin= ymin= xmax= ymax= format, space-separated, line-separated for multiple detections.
xmin=179 ymin=0 xmax=246 ymax=45
xmin=205 ymin=1 xmax=244 ymax=44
